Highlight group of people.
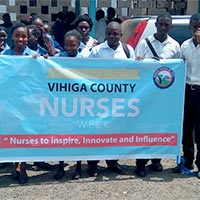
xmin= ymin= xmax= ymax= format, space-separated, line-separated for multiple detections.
xmin=0 ymin=10 xmax=200 ymax=185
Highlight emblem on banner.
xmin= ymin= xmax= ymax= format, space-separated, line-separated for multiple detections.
xmin=153 ymin=67 xmax=175 ymax=89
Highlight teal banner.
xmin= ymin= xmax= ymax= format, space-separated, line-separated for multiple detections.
xmin=0 ymin=56 xmax=186 ymax=162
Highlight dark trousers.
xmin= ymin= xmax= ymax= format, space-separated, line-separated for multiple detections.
xmin=136 ymin=158 xmax=161 ymax=169
xmin=87 ymin=160 xmax=118 ymax=166
xmin=182 ymin=84 xmax=200 ymax=169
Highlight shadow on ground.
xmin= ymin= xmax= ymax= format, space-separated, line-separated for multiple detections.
xmin=0 ymin=161 xmax=194 ymax=188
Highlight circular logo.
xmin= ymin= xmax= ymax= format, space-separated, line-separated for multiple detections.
xmin=153 ymin=67 xmax=175 ymax=89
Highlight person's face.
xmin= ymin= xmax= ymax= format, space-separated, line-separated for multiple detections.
xmin=3 ymin=15 xmax=11 ymax=23
xmin=77 ymin=21 xmax=90 ymax=37
xmin=64 ymin=36 xmax=79 ymax=56
xmin=0 ymin=30 xmax=7 ymax=46
xmin=12 ymin=27 xmax=28 ymax=48
xmin=33 ymin=19 xmax=43 ymax=29
xmin=106 ymin=26 xmax=121 ymax=47
xmin=28 ymin=29 xmax=37 ymax=47
xmin=190 ymin=20 xmax=200 ymax=38
xmin=155 ymin=16 xmax=172 ymax=36
xmin=43 ymin=25 xmax=50 ymax=34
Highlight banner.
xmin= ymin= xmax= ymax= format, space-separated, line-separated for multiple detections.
xmin=0 ymin=56 xmax=186 ymax=162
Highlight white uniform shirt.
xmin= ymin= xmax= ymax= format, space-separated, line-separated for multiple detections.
xmin=79 ymin=35 xmax=98 ymax=57
xmin=181 ymin=38 xmax=200 ymax=85
xmin=89 ymin=41 xmax=135 ymax=58
xmin=95 ymin=18 xmax=107 ymax=43
xmin=136 ymin=34 xmax=180 ymax=59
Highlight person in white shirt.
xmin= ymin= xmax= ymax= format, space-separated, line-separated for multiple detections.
xmin=72 ymin=14 xmax=98 ymax=57
xmin=87 ymin=21 xmax=135 ymax=176
xmin=135 ymin=12 xmax=181 ymax=177
xmin=95 ymin=9 xmax=106 ymax=43
xmin=69 ymin=15 xmax=98 ymax=179
xmin=53 ymin=29 xmax=83 ymax=180
xmin=136 ymin=23 xmax=180 ymax=59
xmin=90 ymin=22 xmax=135 ymax=59
xmin=172 ymin=13 xmax=200 ymax=178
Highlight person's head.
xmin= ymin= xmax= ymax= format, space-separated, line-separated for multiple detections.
xmin=155 ymin=12 xmax=172 ymax=36
xmin=107 ymin=7 xmax=116 ymax=21
xmin=11 ymin=23 xmax=28 ymax=48
xmin=28 ymin=19 xmax=54 ymax=55
xmin=43 ymin=23 xmax=51 ymax=34
xmin=64 ymin=29 xmax=82 ymax=56
xmin=96 ymin=10 xmax=105 ymax=21
xmin=2 ymin=13 xmax=11 ymax=24
xmin=0 ymin=26 xmax=8 ymax=46
xmin=106 ymin=21 xmax=122 ymax=49
xmin=27 ymin=24 xmax=41 ymax=49
xmin=28 ymin=13 xmax=37 ymax=25
xmin=65 ymin=11 xmax=76 ymax=23
xmin=189 ymin=13 xmax=200 ymax=37
xmin=72 ymin=15 xmax=93 ymax=38
xmin=32 ymin=17 xmax=44 ymax=29
xmin=110 ymin=17 xmax=122 ymax=24
xmin=57 ymin=11 xmax=65 ymax=21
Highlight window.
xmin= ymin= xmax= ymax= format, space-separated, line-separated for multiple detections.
xmin=168 ymin=25 xmax=192 ymax=45
xmin=20 ymin=5 xmax=27 ymax=14
xmin=63 ymin=6 xmax=68 ymax=13
xmin=51 ymin=14 xmax=57 ymax=22
xmin=41 ymin=6 xmax=49 ymax=14
xmin=51 ymin=0 xmax=57 ymax=7
xmin=29 ymin=0 xmax=37 ymax=6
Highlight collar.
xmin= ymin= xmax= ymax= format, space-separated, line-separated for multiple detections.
xmin=149 ymin=34 xmax=169 ymax=44
xmin=192 ymin=38 xmax=199 ymax=47
xmin=102 ymin=41 xmax=122 ymax=50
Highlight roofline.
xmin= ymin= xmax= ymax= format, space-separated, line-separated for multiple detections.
xmin=131 ymin=15 xmax=191 ymax=19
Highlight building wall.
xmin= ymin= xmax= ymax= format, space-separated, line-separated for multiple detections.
xmin=0 ymin=0 xmax=197 ymax=25
xmin=186 ymin=0 xmax=199 ymax=15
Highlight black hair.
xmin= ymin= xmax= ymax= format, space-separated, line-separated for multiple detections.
xmin=72 ymin=14 xmax=93 ymax=30
xmin=65 ymin=11 xmax=76 ymax=21
xmin=57 ymin=11 xmax=65 ymax=21
xmin=156 ymin=12 xmax=172 ymax=23
xmin=96 ymin=10 xmax=105 ymax=21
xmin=0 ymin=26 xmax=7 ymax=32
xmin=10 ymin=23 xmax=27 ymax=35
xmin=190 ymin=13 xmax=200 ymax=25
xmin=107 ymin=7 xmax=115 ymax=15
xmin=2 ymin=13 xmax=11 ymax=21
xmin=110 ymin=17 xmax=122 ymax=24
xmin=27 ymin=24 xmax=42 ymax=39
xmin=31 ymin=15 xmax=41 ymax=22
xmin=106 ymin=21 xmax=122 ymax=32
xmin=107 ymin=7 xmax=116 ymax=19
xmin=64 ymin=29 xmax=82 ymax=44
